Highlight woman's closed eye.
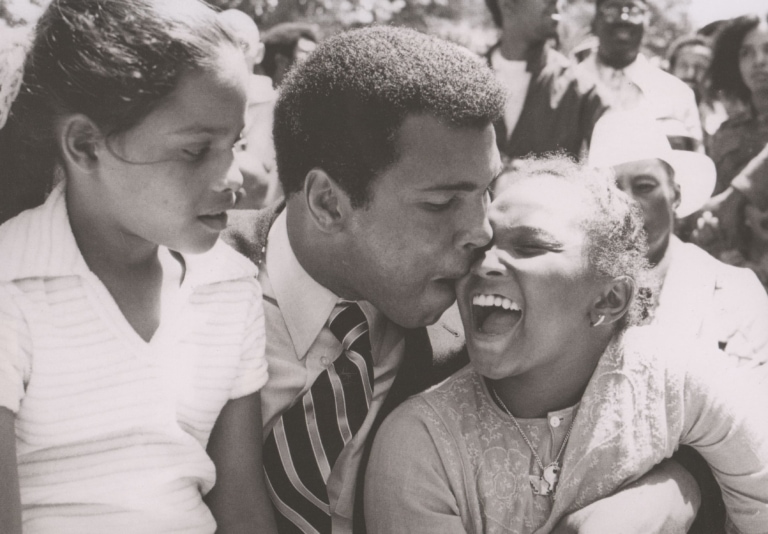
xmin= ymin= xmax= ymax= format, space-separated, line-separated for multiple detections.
xmin=512 ymin=242 xmax=560 ymax=257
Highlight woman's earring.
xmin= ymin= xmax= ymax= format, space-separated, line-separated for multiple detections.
xmin=590 ymin=314 xmax=606 ymax=327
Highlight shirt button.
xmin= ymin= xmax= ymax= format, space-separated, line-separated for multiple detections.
xmin=320 ymin=356 xmax=330 ymax=367
xmin=549 ymin=416 xmax=561 ymax=428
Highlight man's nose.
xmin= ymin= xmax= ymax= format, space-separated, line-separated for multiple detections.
xmin=456 ymin=200 xmax=492 ymax=250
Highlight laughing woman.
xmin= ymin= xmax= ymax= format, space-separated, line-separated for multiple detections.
xmin=364 ymin=156 xmax=768 ymax=534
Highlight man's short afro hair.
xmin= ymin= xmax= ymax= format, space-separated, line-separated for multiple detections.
xmin=273 ymin=25 xmax=505 ymax=207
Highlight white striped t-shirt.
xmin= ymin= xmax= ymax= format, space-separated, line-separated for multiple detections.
xmin=0 ymin=184 xmax=268 ymax=533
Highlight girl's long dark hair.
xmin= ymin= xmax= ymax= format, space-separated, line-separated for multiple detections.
xmin=0 ymin=0 xmax=239 ymax=223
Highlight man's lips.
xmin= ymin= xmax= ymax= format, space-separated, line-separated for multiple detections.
xmin=198 ymin=212 xmax=228 ymax=231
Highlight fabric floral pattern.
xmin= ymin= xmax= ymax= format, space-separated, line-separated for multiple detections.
xmin=391 ymin=325 xmax=768 ymax=533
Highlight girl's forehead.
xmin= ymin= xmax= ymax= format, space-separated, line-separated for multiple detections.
xmin=134 ymin=60 xmax=248 ymax=134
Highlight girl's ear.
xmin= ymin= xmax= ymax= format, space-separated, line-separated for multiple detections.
xmin=590 ymin=276 xmax=635 ymax=328
xmin=60 ymin=115 xmax=102 ymax=172
xmin=303 ymin=168 xmax=352 ymax=234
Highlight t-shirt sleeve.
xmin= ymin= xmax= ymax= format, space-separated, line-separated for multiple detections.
xmin=681 ymin=347 xmax=768 ymax=533
xmin=229 ymin=278 xmax=268 ymax=399
xmin=0 ymin=284 xmax=31 ymax=413
xmin=364 ymin=399 xmax=468 ymax=534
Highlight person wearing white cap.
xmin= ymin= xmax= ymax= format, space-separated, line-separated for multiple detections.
xmin=576 ymin=0 xmax=704 ymax=148
xmin=590 ymin=110 xmax=768 ymax=367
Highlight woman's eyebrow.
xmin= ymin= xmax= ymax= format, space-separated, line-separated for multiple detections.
xmin=503 ymin=225 xmax=563 ymax=245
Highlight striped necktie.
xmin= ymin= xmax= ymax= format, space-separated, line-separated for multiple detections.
xmin=264 ymin=301 xmax=374 ymax=533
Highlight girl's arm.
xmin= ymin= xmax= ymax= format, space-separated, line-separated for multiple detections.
xmin=205 ymin=392 xmax=277 ymax=534
xmin=0 ymin=407 xmax=22 ymax=534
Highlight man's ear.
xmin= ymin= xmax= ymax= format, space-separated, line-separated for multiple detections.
xmin=672 ymin=181 xmax=682 ymax=211
xmin=304 ymin=168 xmax=351 ymax=234
xmin=60 ymin=114 xmax=102 ymax=172
xmin=590 ymin=276 xmax=635 ymax=327
xmin=253 ymin=42 xmax=265 ymax=66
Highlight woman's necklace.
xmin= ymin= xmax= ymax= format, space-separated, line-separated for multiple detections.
xmin=490 ymin=386 xmax=576 ymax=499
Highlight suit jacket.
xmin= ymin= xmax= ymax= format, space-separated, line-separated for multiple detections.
xmin=222 ymin=205 xmax=469 ymax=533
xmin=487 ymin=43 xmax=609 ymax=161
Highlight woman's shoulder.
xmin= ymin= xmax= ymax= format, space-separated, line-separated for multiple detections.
xmin=710 ymin=110 xmax=755 ymax=153
xmin=386 ymin=366 xmax=483 ymax=429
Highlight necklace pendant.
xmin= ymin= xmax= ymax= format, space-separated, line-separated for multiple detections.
xmin=529 ymin=464 xmax=561 ymax=497
xmin=529 ymin=475 xmax=552 ymax=496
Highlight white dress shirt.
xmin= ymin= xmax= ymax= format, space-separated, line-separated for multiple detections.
xmin=260 ymin=209 xmax=405 ymax=532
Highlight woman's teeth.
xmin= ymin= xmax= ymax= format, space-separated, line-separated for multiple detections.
xmin=472 ymin=294 xmax=521 ymax=311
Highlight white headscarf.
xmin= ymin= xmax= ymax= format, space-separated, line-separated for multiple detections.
xmin=0 ymin=28 xmax=32 ymax=130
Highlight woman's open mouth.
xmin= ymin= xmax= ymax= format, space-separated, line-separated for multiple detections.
xmin=472 ymin=293 xmax=522 ymax=335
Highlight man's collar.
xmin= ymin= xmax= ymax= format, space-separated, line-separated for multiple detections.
xmin=266 ymin=208 xmax=339 ymax=359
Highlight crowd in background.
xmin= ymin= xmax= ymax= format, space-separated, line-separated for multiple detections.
xmin=1 ymin=1 xmax=768 ymax=533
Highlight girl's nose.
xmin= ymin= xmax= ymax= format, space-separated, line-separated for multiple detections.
xmin=220 ymin=154 xmax=244 ymax=192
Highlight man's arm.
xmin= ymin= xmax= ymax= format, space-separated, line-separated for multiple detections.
xmin=552 ymin=459 xmax=700 ymax=534
xmin=696 ymin=143 xmax=768 ymax=250
xmin=0 ymin=407 xmax=22 ymax=534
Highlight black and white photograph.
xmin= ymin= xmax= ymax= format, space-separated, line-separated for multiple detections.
xmin=1 ymin=0 xmax=767 ymax=532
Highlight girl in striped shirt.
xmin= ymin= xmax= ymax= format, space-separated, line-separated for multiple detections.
xmin=0 ymin=1 xmax=276 ymax=532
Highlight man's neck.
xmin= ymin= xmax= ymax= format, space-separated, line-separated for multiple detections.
xmin=597 ymin=48 xmax=637 ymax=70
xmin=285 ymin=201 xmax=357 ymax=301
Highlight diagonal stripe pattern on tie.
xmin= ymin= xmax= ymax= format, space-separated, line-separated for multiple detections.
xmin=264 ymin=301 xmax=374 ymax=533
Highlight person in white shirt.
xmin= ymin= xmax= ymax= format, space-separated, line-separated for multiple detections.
xmin=590 ymin=110 xmax=768 ymax=367
xmin=576 ymin=0 xmax=704 ymax=147
xmin=484 ymin=0 xmax=609 ymax=160
xmin=0 ymin=1 xmax=276 ymax=532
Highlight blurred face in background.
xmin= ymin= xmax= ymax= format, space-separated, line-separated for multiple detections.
xmin=503 ymin=0 xmax=560 ymax=44
xmin=595 ymin=0 xmax=648 ymax=69
xmin=612 ymin=158 xmax=679 ymax=266
xmin=671 ymin=44 xmax=711 ymax=102
xmin=739 ymin=22 xmax=768 ymax=99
